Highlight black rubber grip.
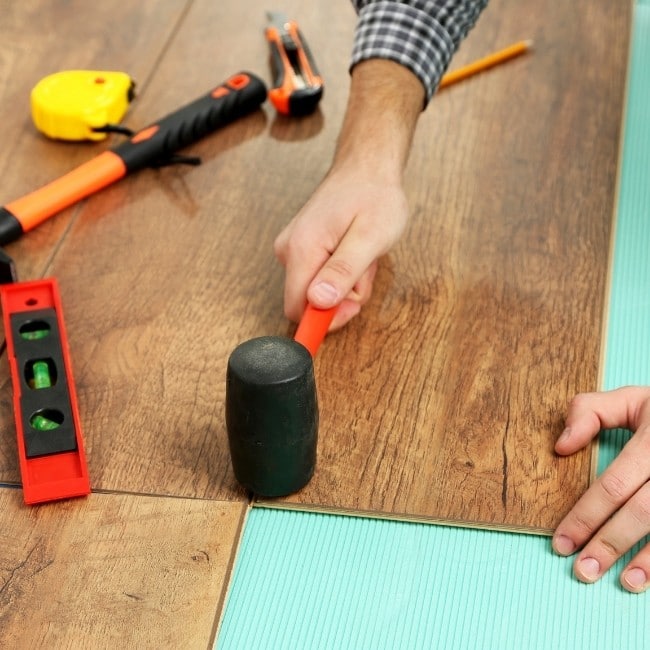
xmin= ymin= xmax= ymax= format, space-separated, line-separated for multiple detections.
xmin=297 ymin=28 xmax=321 ymax=78
xmin=289 ymin=87 xmax=324 ymax=117
xmin=113 ymin=72 xmax=267 ymax=173
xmin=0 ymin=207 xmax=24 ymax=245
xmin=269 ymin=42 xmax=286 ymax=90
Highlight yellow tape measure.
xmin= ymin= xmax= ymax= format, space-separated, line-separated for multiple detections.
xmin=31 ymin=70 xmax=135 ymax=141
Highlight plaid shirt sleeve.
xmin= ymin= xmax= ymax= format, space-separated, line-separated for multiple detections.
xmin=349 ymin=0 xmax=489 ymax=104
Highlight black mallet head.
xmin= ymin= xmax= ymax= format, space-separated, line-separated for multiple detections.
xmin=225 ymin=305 xmax=336 ymax=497
xmin=226 ymin=336 xmax=317 ymax=497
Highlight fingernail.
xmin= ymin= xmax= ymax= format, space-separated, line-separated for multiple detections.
xmin=310 ymin=282 xmax=339 ymax=306
xmin=577 ymin=557 xmax=601 ymax=582
xmin=553 ymin=534 xmax=576 ymax=555
xmin=558 ymin=427 xmax=571 ymax=443
xmin=623 ymin=567 xmax=647 ymax=591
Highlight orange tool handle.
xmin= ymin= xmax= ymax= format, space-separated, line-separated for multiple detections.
xmin=265 ymin=20 xmax=323 ymax=116
xmin=112 ymin=72 xmax=266 ymax=173
xmin=0 ymin=71 xmax=267 ymax=245
xmin=293 ymin=304 xmax=337 ymax=357
xmin=0 ymin=151 xmax=127 ymax=244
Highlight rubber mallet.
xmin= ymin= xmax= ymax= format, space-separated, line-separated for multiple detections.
xmin=226 ymin=304 xmax=336 ymax=496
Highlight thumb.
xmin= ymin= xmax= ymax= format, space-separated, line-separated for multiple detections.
xmin=555 ymin=395 xmax=603 ymax=456
xmin=308 ymin=259 xmax=358 ymax=308
xmin=555 ymin=387 xmax=650 ymax=456
xmin=306 ymin=225 xmax=384 ymax=309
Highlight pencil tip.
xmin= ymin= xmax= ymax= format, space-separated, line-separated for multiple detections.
xmin=524 ymin=39 xmax=534 ymax=50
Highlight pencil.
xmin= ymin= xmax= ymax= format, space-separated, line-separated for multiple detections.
xmin=438 ymin=40 xmax=532 ymax=89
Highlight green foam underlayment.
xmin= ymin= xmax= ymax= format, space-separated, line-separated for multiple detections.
xmin=599 ymin=2 xmax=650 ymax=472
xmin=216 ymin=6 xmax=650 ymax=649
xmin=216 ymin=508 xmax=647 ymax=650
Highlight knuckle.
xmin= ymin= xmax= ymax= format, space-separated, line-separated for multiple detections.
xmin=568 ymin=393 xmax=587 ymax=409
xmin=273 ymin=233 xmax=284 ymax=254
xmin=599 ymin=472 xmax=628 ymax=502
xmin=352 ymin=215 xmax=401 ymax=251
xmin=273 ymin=241 xmax=286 ymax=264
xmin=363 ymin=220 xmax=392 ymax=244
xmin=629 ymin=493 xmax=650 ymax=526
xmin=597 ymin=536 xmax=624 ymax=560
xmin=635 ymin=424 xmax=650 ymax=449
xmin=325 ymin=258 xmax=355 ymax=281
xmin=568 ymin=511 xmax=596 ymax=537
xmin=567 ymin=392 xmax=593 ymax=413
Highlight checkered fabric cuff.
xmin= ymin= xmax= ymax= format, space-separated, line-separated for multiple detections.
xmin=350 ymin=1 xmax=488 ymax=104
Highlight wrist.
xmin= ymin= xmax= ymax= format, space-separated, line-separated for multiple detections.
xmin=332 ymin=59 xmax=424 ymax=183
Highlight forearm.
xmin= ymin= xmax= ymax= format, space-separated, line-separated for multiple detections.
xmin=273 ymin=59 xmax=418 ymax=324
xmin=350 ymin=0 xmax=489 ymax=103
xmin=275 ymin=1 xmax=489 ymax=327
xmin=332 ymin=59 xmax=424 ymax=184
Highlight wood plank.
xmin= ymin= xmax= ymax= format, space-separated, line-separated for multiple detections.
xmin=0 ymin=488 xmax=245 ymax=649
xmin=0 ymin=0 xmax=192 ymax=483
xmin=0 ymin=0 xmax=631 ymax=530
xmin=0 ymin=0 xmax=353 ymax=500
xmin=273 ymin=0 xmax=631 ymax=529
xmin=0 ymin=0 xmax=191 ymax=281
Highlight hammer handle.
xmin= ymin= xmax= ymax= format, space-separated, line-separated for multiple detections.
xmin=294 ymin=304 xmax=337 ymax=357
xmin=113 ymin=72 xmax=266 ymax=173
xmin=0 ymin=72 xmax=267 ymax=245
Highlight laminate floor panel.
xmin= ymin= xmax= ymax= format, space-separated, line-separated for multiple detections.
xmin=0 ymin=0 xmax=631 ymax=529
xmin=272 ymin=0 xmax=631 ymax=530
xmin=0 ymin=488 xmax=245 ymax=649
xmin=0 ymin=0 xmax=191 ymax=280
xmin=0 ymin=0 xmax=356 ymax=502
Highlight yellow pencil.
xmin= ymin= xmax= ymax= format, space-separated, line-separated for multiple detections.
xmin=438 ymin=40 xmax=532 ymax=89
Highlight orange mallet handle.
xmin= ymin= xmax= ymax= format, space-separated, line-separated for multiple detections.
xmin=294 ymin=304 xmax=337 ymax=357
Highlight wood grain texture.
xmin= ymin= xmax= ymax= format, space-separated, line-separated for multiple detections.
xmin=0 ymin=0 xmax=631 ymax=530
xmin=0 ymin=0 xmax=356 ymax=500
xmin=0 ymin=0 xmax=191 ymax=282
xmin=274 ymin=0 xmax=631 ymax=529
xmin=0 ymin=488 xmax=245 ymax=649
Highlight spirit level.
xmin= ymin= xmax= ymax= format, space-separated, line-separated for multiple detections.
xmin=0 ymin=278 xmax=90 ymax=504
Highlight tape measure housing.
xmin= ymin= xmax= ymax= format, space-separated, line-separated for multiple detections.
xmin=31 ymin=70 xmax=135 ymax=141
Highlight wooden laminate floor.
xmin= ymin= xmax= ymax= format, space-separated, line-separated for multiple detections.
xmin=0 ymin=0 xmax=631 ymax=645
